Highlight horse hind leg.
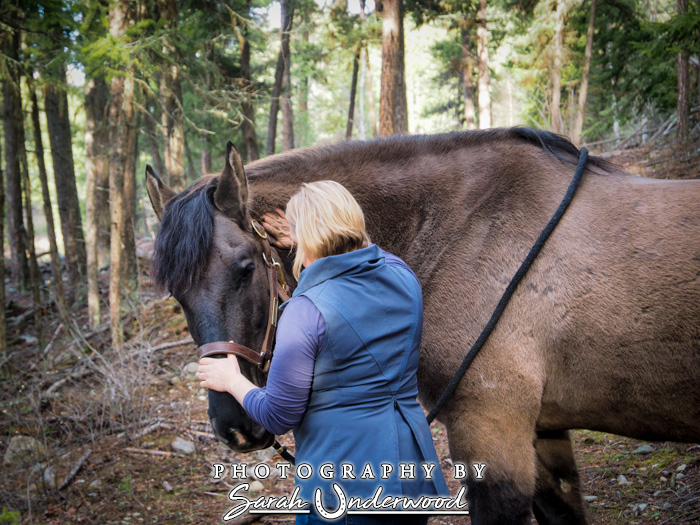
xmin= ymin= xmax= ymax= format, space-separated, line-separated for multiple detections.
xmin=532 ymin=430 xmax=587 ymax=525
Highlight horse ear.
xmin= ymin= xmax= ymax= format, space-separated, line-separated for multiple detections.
xmin=213 ymin=141 xmax=248 ymax=224
xmin=145 ymin=165 xmax=176 ymax=220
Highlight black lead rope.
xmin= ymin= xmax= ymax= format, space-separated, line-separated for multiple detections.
xmin=271 ymin=148 xmax=589 ymax=463
xmin=273 ymin=439 xmax=296 ymax=463
xmin=426 ymin=148 xmax=589 ymax=424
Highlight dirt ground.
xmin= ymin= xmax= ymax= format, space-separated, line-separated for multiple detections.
xmin=1 ymin=136 xmax=699 ymax=525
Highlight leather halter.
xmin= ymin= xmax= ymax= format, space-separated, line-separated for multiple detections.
xmin=196 ymin=218 xmax=291 ymax=371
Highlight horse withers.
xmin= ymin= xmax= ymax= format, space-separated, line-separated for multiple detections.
xmin=146 ymin=128 xmax=700 ymax=525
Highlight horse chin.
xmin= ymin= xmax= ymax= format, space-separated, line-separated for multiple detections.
xmin=210 ymin=416 xmax=275 ymax=453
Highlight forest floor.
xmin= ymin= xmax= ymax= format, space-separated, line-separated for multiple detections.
xmin=1 ymin=137 xmax=699 ymax=525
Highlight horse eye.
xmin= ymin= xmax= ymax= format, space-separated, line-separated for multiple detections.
xmin=239 ymin=262 xmax=256 ymax=287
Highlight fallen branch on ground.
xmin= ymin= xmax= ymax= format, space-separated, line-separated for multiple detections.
xmin=115 ymin=418 xmax=166 ymax=440
xmin=150 ymin=338 xmax=195 ymax=352
xmin=58 ymin=449 xmax=92 ymax=490
xmin=124 ymin=447 xmax=183 ymax=458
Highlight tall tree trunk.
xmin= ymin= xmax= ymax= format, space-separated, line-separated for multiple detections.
xmin=160 ymin=68 xmax=185 ymax=189
xmin=3 ymin=32 xmax=30 ymax=289
xmin=201 ymin=132 xmax=212 ymax=175
xmin=85 ymin=76 xmax=110 ymax=327
xmin=267 ymin=52 xmax=284 ymax=156
xmin=346 ymin=47 xmax=361 ymax=139
xmin=108 ymin=0 xmax=131 ymax=349
xmin=357 ymin=0 xmax=368 ymax=139
xmin=461 ymin=25 xmax=477 ymax=130
xmin=550 ymin=0 xmax=565 ymax=133
xmin=677 ymin=0 xmax=689 ymax=143
xmin=159 ymin=0 xmax=185 ymax=189
xmin=0 ymin=125 xmax=5 ymax=356
xmin=567 ymin=86 xmax=575 ymax=134
xmin=238 ymin=5 xmax=260 ymax=162
xmin=44 ymin=75 xmax=87 ymax=295
xmin=378 ymin=0 xmax=408 ymax=136
xmin=281 ymin=0 xmax=295 ymax=151
xmin=17 ymin=91 xmax=45 ymax=350
xmin=30 ymin=85 xmax=69 ymax=322
xmin=571 ymin=0 xmax=596 ymax=146
xmin=365 ymin=47 xmax=378 ymax=137
xmin=297 ymin=3 xmax=312 ymax=147
xmin=122 ymin=110 xmax=139 ymax=302
xmin=185 ymin=135 xmax=197 ymax=183
xmin=359 ymin=51 xmax=367 ymax=138
xmin=476 ymin=0 xmax=491 ymax=129
xmin=145 ymin=105 xmax=166 ymax=178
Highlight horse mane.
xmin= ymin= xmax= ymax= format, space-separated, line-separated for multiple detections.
xmin=152 ymin=176 xmax=217 ymax=296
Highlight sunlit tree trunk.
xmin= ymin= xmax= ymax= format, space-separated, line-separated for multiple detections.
xmin=677 ymin=0 xmax=689 ymax=143
xmin=3 ymin=32 xmax=29 ymax=289
xmin=30 ymin=85 xmax=69 ymax=322
xmin=365 ymin=47 xmax=377 ymax=137
xmin=476 ymin=0 xmax=491 ymax=129
xmin=461 ymin=25 xmax=476 ymax=130
xmin=108 ymin=0 xmax=132 ymax=349
xmin=550 ymin=0 xmax=565 ymax=133
xmin=572 ymin=0 xmax=596 ymax=146
xmin=85 ymin=76 xmax=110 ymax=327
xmin=378 ymin=0 xmax=408 ymax=136
xmin=281 ymin=0 xmax=295 ymax=151
xmin=347 ymin=47 xmax=361 ymax=138
xmin=44 ymin=74 xmax=87 ymax=296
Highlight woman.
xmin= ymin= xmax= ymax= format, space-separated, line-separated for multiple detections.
xmin=198 ymin=181 xmax=449 ymax=524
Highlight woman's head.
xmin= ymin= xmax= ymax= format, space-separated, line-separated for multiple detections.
xmin=286 ymin=180 xmax=370 ymax=279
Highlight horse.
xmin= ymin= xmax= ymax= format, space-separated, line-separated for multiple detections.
xmin=145 ymin=128 xmax=700 ymax=525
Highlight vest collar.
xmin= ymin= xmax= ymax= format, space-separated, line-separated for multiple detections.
xmin=291 ymin=244 xmax=384 ymax=299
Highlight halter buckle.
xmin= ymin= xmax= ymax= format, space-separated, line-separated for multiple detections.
xmin=251 ymin=219 xmax=268 ymax=239
xmin=272 ymin=261 xmax=287 ymax=290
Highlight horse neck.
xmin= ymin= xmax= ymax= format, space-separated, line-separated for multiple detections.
xmin=245 ymin=140 xmax=564 ymax=280
xmin=247 ymin=171 xmax=428 ymax=260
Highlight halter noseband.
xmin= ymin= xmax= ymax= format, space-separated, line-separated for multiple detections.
xmin=196 ymin=218 xmax=291 ymax=371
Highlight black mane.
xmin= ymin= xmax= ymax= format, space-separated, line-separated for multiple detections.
xmin=152 ymin=178 xmax=217 ymax=297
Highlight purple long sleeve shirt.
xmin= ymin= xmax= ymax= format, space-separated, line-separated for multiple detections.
xmin=242 ymin=249 xmax=416 ymax=435
xmin=243 ymin=296 xmax=325 ymax=435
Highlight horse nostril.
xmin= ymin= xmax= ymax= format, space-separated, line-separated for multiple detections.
xmin=231 ymin=429 xmax=246 ymax=445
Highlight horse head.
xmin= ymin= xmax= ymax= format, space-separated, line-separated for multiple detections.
xmin=146 ymin=142 xmax=285 ymax=452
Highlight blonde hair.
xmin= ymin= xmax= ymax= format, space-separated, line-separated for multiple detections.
xmin=286 ymin=181 xmax=370 ymax=279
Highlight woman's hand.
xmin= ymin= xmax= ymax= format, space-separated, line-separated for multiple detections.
xmin=198 ymin=353 xmax=258 ymax=404
xmin=198 ymin=354 xmax=242 ymax=393
xmin=261 ymin=209 xmax=295 ymax=249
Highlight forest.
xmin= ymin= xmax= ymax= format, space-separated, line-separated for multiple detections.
xmin=1 ymin=0 xmax=699 ymax=523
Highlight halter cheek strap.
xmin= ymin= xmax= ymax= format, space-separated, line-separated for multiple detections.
xmin=197 ymin=219 xmax=291 ymax=371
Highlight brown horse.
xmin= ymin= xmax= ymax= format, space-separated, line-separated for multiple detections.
xmin=146 ymin=128 xmax=700 ymax=525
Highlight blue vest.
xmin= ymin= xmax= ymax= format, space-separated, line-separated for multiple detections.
xmin=283 ymin=244 xmax=449 ymax=508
